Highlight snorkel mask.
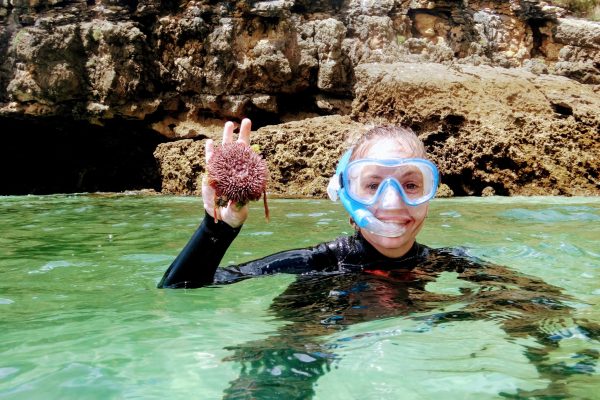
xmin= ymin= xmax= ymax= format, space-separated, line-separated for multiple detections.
xmin=327 ymin=149 xmax=439 ymax=237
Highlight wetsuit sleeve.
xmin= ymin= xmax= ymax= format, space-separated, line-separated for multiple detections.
xmin=213 ymin=243 xmax=338 ymax=284
xmin=157 ymin=212 xmax=242 ymax=289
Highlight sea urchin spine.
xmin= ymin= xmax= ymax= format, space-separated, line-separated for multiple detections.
xmin=206 ymin=141 xmax=269 ymax=222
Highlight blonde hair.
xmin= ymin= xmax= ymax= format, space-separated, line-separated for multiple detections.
xmin=350 ymin=126 xmax=426 ymax=161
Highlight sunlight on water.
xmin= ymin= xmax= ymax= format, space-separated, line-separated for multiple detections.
xmin=0 ymin=194 xmax=599 ymax=399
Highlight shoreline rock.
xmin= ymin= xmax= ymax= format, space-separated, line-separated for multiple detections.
xmin=0 ymin=1 xmax=598 ymax=196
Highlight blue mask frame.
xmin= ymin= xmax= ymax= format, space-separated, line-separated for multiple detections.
xmin=327 ymin=149 xmax=439 ymax=237
xmin=341 ymin=157 xmax=439 ymax=207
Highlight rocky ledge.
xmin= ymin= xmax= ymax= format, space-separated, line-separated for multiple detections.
xmin=156 ymin=63 xmax=600 ymax=197
xmin=1 ymin=0 xmax=598 ymax=196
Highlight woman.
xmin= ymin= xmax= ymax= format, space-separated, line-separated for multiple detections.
xmin=157 ymin=119 xmax=596 ymax=399
xmin=158 ymin=118 xmax=440 ymax=288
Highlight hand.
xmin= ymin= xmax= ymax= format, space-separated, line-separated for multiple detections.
xmin=203 ymin=118 xmax=252 ymax=228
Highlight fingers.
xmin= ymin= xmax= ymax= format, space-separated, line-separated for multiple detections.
xmin=205 ymin=139 xmax=214 ymax=163
xmin=220 ymin=201 xmax=249 ymax=228
xmin=221 ymin=118 xmax=252 ymax=146
xmin=222 ymin=121 xmax=235 ymax=144
xmin=237 ymin=118 xmax=251 ymax=145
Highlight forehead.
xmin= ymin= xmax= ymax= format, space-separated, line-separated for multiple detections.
xmin=358 ymin=164 xmax=424 ymax=179
xmin=362 ymin=138 xmax=418 ymax=159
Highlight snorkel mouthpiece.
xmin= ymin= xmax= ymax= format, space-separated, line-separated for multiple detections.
xmin=345 ymin=199 xmax=408 ymax=238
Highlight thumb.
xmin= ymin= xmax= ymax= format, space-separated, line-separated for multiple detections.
xmin=205 ymin=139 xmax=214 ymax=164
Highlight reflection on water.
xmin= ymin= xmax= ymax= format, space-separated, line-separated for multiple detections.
xmin=0 ymin=195 xmax=599 ymax=399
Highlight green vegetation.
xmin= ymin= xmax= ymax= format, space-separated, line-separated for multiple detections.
xmin=92 ymin=28 xmax=103 ymax=42
xmin=12 ymin=30 xmax=29 ymax=48
xmin=553 ymin=0 xmax=600 ymax=20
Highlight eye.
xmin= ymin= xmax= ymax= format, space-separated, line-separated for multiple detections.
xmin=365 ymin=182 xmax=380 ymax=192
xmin=403 ymin=182 xmax=421 ymax=192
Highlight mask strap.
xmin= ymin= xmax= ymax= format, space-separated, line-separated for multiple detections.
xmin=328 ymin=149 xmax=353 ymax=202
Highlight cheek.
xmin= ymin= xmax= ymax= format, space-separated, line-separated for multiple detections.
xmin=409 ymin=204 xmax=429 ymax=224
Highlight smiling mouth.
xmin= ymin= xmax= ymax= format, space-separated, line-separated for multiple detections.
xmin=377 ymin=217 xmax=412 ymax=225
xmin=364 ymin=218 xmax=408 ymax=237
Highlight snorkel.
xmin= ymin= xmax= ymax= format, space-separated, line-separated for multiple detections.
xmin=327 ymin=150 xmax=410 ymax=238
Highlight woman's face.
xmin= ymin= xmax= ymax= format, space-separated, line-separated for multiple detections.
xmin=356 ymin=138 xmax=429 ymax=258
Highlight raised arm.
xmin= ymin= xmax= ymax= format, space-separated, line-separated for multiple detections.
xmin=157 ymin=119 xmax=254 ymax=289
xmin=158 ymin=214 xmax=341 ymax=288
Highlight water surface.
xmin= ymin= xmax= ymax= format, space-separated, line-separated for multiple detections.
xmin=1 ymin=195 xmax=599 ymax=399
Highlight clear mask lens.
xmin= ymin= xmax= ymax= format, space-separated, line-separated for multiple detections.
xmin=345 ymin=159 xmax=438 ymax=206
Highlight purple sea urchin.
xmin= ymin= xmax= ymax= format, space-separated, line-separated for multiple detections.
xmin=206 ymin=141 xmax=269 ymax=221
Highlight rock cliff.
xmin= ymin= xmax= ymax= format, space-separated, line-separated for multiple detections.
xmin=1 ymin=0 xmax=598 ymax=196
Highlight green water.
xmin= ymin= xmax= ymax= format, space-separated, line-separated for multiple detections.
xmin=1 ymin=195 xmax=599 ymax=399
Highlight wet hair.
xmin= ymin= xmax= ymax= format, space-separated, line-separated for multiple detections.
xmin=350 ymin=125 xmax=426 ymax=161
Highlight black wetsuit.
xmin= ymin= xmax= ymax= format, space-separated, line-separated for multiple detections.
xmin=158 ymin=211 xmax=433 ymax=289
xmin=158 ymin=212 xmax=599 ymax=400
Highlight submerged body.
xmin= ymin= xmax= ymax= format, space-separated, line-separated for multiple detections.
xmin=157 ymin=212 xmax=596 ymax=399
xmin=158 ymin=212 xmax=569 ymax=328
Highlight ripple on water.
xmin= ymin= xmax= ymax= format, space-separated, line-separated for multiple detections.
xmin=74 ymin=206 xmax=94 ymax=213
xmin=543 ymin=241 xmax=586 ymax=256
xmin=481 ymin=244 xmax=544 ymax=260
xmin=120 ymin=254 xmax=174 ymax=263
xmin=28 ymin=260 xmax=89 ymax=274
xmin=0 ymin=367 xmax=18 ymax=379
xmin=308 ymin=212 xmax=327 ymax=217
xmin=439 ymin=211 xmax=462 ymax=218
xmin=586 ymin=250 xmax=600 ymax=259
xmin=0 ymin=298 xmax=15 ymax=305
xmin=500 ymin=207 xmax=600 ymax=222
xmin=287 ymin=210 xmax=334 ymax=217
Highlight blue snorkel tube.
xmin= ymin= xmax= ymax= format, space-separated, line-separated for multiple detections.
xmin=327 ymin=150 xmax=411 ymax=238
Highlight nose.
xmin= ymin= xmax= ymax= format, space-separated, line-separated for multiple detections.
xmin=378 ymin=181 xmax=406 ymax=210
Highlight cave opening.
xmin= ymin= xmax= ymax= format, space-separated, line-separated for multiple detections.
xmin=528 ymin=19 xmax=547 ymax=58
xmin=0 ymin=117 xmax=167 ymax=195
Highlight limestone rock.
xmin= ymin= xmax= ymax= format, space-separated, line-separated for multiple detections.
xmin=352 ymin=62 xmax=600 ymax=196
xmin=1 ymin=0 xmax=599 ymax=197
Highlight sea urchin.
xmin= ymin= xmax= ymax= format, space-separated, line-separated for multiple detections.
xmin=206 ymin=141 xmax=269 ymax=221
